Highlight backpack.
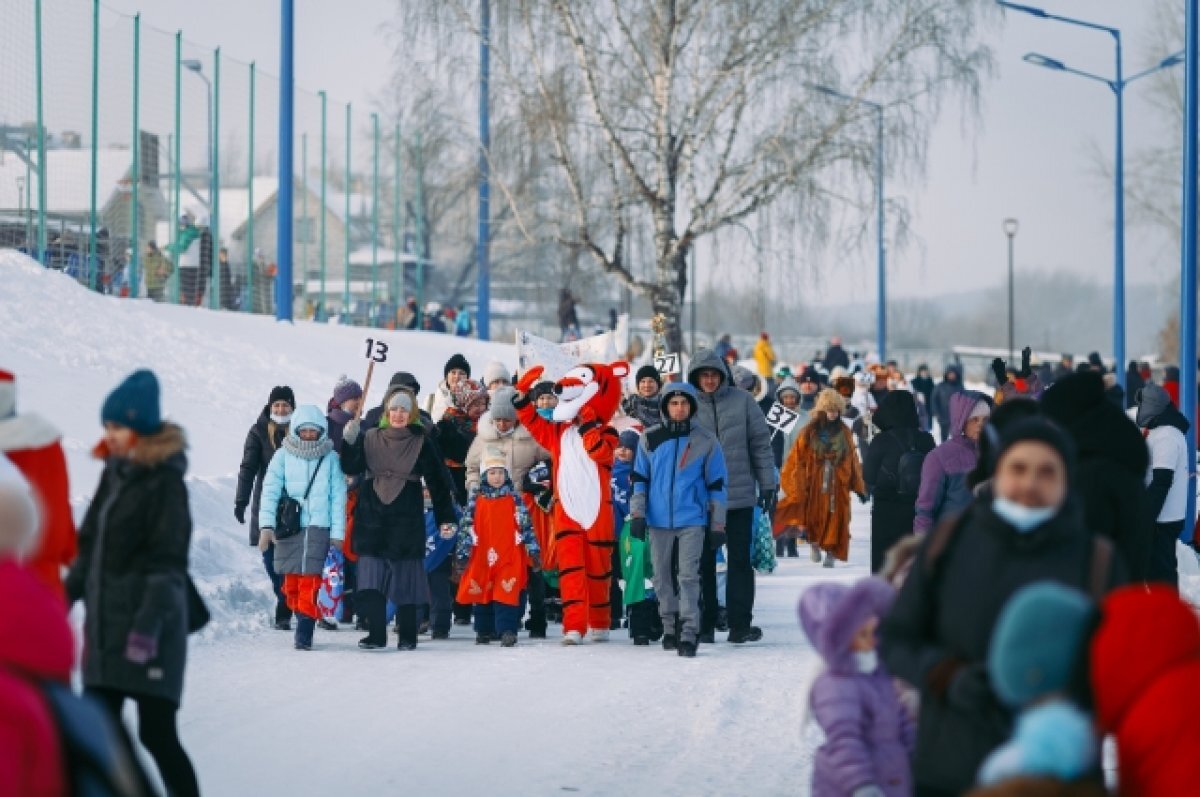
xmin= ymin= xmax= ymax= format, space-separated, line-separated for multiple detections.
xmin=41 ymin=683 xmax=144 ymax=796
xmin=880 ymin=430 xmax=927 ymax=497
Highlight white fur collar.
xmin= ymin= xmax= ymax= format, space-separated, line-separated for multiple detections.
xmin=0 ymin=413 xmax=61 ymax=452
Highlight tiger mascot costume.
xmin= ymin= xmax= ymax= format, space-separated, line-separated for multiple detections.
xmin=513 ymin=362 xmax=629 ymax=644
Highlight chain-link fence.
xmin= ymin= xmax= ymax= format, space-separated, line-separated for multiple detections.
xmin=1 ymin=0 xmax=439 ymax=329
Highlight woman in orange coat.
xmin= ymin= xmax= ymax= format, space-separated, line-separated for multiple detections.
xmin=776 ymin=389 xmax=866 ymax=568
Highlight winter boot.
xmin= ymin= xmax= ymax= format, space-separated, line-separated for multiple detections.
xmin=633 ymin=636 xmax=650 ymax=646
xmin=698 ymin=631 xmax=715 ymax=644
xmin=823 ymin=551 xmax=835 ymax=568
xmin=475 ymin=633 xmax=491 ymax=645
xmin=500 ymin=631 xmax=518 ymax=647
xmin=418 ymin=620 xmax=431 ymax=636
xmin=273 ymin=600 xmax=293 ymax=631
xmin=662 ymin=616 xmax=680 ymax=651
xmin=591 ymin=629 xmax=611 ymax=643
xmin=317 ymin=618 xmax=338 ymax=631
xmin=358 ymin=637 xmax=387 ymax=650
xmin=715 ymin=607 xmax=729 ymax=632
xmin=677 ymin=640 xmax=697 ymax=658
xmin=562 ymin=630 xmax=583 ymax=646
xmin=294 ymin=616 xmax=316 ymax=651
xmin=431 ymin=629 xmax=450 ymax=640
xmin=810 ymin=544 xmax=823 ymax=563
xmin=728 ymin=626 xmax=764 ymax=644
xmin=397 ymin=639 xmax=417 ymax=651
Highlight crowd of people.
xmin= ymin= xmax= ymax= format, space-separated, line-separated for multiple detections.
xmin=1 ymin=327 xmax=1199 ymax=796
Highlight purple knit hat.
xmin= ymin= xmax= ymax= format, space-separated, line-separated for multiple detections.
xmin=331 ymin=375 xmax=363 ymax=407
xmin=798 ymin=577 xmax=895 ymax=674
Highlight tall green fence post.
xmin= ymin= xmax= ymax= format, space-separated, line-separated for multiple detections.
xmin=210 ymin=47 xmax=221 ymax=309
xmin=130 ymin=14 xmax=141 ymax=297
xmin=371 ymin=113 xmax=379 ymax=327
xmin=34 ymin=0 xmax=47 ymax=263
xmin=171 ymin=31 xmax=182 ymax=304
xmin=89 ymin=0 xmax=99 ymax=288
xmin=414 ymin=130 xmax=427 ymax=328
xmin=246 ymin=61 xmax=255 ymax=312
xmin=392 ymin=120 xmax=401 ymax=323
xmin=343 ymin=102 xmax=351 ymax=321
xmin=319 ymin=90 xmax=327 ymax=321
xmin=301 ymin=132 xmax=309 ymax=315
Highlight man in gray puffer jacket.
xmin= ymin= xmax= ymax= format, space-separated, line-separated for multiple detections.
xmin=688 ymin=348 xmax=777 ymax=643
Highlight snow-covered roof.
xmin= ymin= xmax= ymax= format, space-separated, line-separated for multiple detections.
xmin=0 ymin=148 xmax=133 ymax=214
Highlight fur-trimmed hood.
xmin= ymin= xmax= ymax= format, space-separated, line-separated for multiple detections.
xmin=93 ymin=421 xmax=187 ymax=469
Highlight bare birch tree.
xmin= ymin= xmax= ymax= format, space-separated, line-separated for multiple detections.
xmin=398 ymin=0 xmax=993 ymax=350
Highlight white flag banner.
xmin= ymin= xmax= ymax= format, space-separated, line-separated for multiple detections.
xmin=516 ymin=328 xmax=624 ymax=382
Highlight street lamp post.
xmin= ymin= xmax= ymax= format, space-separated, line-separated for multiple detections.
xmin=1003 ymin=219 xmax=1019 ymax=362
xmin=180 ymin=60 xmax=212 ymax=177
xmin=811 ymin=85 xmax=887 ymax=361
xmin=999 ymin=0 xmax=1184 ymax=391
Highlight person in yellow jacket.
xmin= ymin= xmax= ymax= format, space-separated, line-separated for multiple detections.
xmin=753 ymin=333 xmax=777 ymax=383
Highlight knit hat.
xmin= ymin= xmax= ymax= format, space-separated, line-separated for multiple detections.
xmin=387 ymin=371 xmax=422 ymax=397
xmin=617 ymin=429 xmax=640 ymax=451
xmin=635 ymin=365 xmax=663 ymax=388
xmin=988 ymin=582 xmax=1096 ymax=708
xmin=995 ymin=417 xmax=1076 ymax=478
xmin=268 ymin=385 xmax=296 ymax=408
xmin=387 ymin=390 xmax=415 ymax=413
xmin=331 ymin=375 xmax=363 ymax=407
xmin=444 ymin=353 xmax=471 ymax=378
xmin=813 ymin=388 xmax=845 ymax=417
xmin=529 ymin=381 xmax=556 ymax=401
xmin=731 ymin=365 xmax=759 ymax=394
xmin=1135 ymin=382 xmax=1173 ymax=429
xmin=799 ymin=366 xmax=820 ymax=386
xmin=482 ymin=360 xmax=511 ymax=387
xmin=0 ymin=369 xmax=15 ymax=419
xmin=101 ymin=369 xmax=162 ymax=434
xmin=480 ymin=446 xmax=509 ymax=476
xmin=490 ymin=387 xmax=518 ymax=422
xmin=968 ymin=400 xmax=992 ymax=421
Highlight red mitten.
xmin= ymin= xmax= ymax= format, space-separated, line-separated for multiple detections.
xmin=516 ymin=365 xmax=545 ymax=395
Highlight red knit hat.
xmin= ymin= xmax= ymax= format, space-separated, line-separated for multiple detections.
xmin=0 ymin=370 xmax=15 ymax=420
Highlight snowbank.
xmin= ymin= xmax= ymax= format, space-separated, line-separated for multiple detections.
xmin=1 ymin=248 xmax=516 ymax=635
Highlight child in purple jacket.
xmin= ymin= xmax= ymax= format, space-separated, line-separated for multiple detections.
xmin=799 ymin=577 xmax=915 ymax=797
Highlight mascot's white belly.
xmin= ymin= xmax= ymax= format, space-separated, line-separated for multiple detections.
xmin=557 ymin=426 xmax=601 ymax=528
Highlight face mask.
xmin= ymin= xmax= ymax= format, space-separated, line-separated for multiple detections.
xmin=537 ymin=408 xmax=554 ymax=420
xmin=854 ymin=650 xmax=878 ymax=674
xmin=271 ymin=412 xmax=292 ymax=425
xmin=992 ymin=496 xmax=1056 ymax=534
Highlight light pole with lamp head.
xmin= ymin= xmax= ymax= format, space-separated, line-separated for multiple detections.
xmin=1003 ymin=218 xmax=1019 ymax=362
xmin=998 ymin=0 xmax=1184 ymax=391
xmin=811 ymin=84 xmax=887 ymax=362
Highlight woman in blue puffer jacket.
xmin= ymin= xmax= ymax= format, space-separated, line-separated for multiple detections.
xmin=258 ymin=404 xmax=347 ymax=650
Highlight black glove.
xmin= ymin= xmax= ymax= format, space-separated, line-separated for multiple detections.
xmin=234 ymin=504 xmax=246 ymax=524
xmin=629 ymin=517 xmax=647 ymax=541
xmin=708 ymin=529 xmax=727 ymax=549
xmin=1018 ymin=346 xmax=1033 ymax=379
xmin=757 ymin=492 xmax=777 ymax=515
xmin=857 ymin=493 xmax=870 ymax=505
xmin=991 ymin=357 xmax=1008 ymax=386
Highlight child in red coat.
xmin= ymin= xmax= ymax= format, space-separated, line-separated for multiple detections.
xmin=1090 ymin=584 xmax=1200 ymax=797
xmin=455 ymin=450 xmax=541 ymax=647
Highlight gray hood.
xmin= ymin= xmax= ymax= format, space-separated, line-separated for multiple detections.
xmin=687 ymin=348 xmax=731 ymax=391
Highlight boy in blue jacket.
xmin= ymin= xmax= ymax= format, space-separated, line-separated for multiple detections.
xmin=630 ymin=382 xmax=728 ymax=658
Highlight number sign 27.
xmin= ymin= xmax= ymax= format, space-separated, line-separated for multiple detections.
xmin=364 ymin=338 xmax=390 ymax=363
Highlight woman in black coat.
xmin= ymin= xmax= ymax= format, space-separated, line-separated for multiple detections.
xmin=862 ymin=390 xmax=935 ymax=572
xmin=66 ymin=370 xmax=199 ymax=797
xmin=1041 ymin=371 xmax=1152 ymax=580
xmin=342 ymin=385 xmax=457 ymax=650
xmin=235 ymin=385 xmax=294 ymax=629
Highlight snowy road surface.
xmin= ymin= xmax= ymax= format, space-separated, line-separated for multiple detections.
xmin=179 ymin=526 xmax=868 ymax=797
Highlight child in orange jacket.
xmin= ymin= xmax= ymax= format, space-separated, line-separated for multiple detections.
xmin=455 ymin=450 xmax=541 ymax=647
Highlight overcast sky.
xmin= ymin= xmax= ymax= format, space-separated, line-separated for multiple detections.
xmin=98 ymin=0 xmax=1183 ymax=307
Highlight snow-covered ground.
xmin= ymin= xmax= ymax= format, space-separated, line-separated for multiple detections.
xmin=4 ymin=248 xmax=1198 ymax=796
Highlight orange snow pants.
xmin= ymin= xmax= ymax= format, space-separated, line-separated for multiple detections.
xmin=282 ymin=574 xmax=322 ymax=620
xmin=555 ymin=518 xmax=615 ymax=635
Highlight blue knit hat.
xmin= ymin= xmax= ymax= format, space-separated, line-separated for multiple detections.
xmin=988 ymin=582 xmax=1096 ymax=708
xmin=101 ymin=369 xmax=162 ymax=434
